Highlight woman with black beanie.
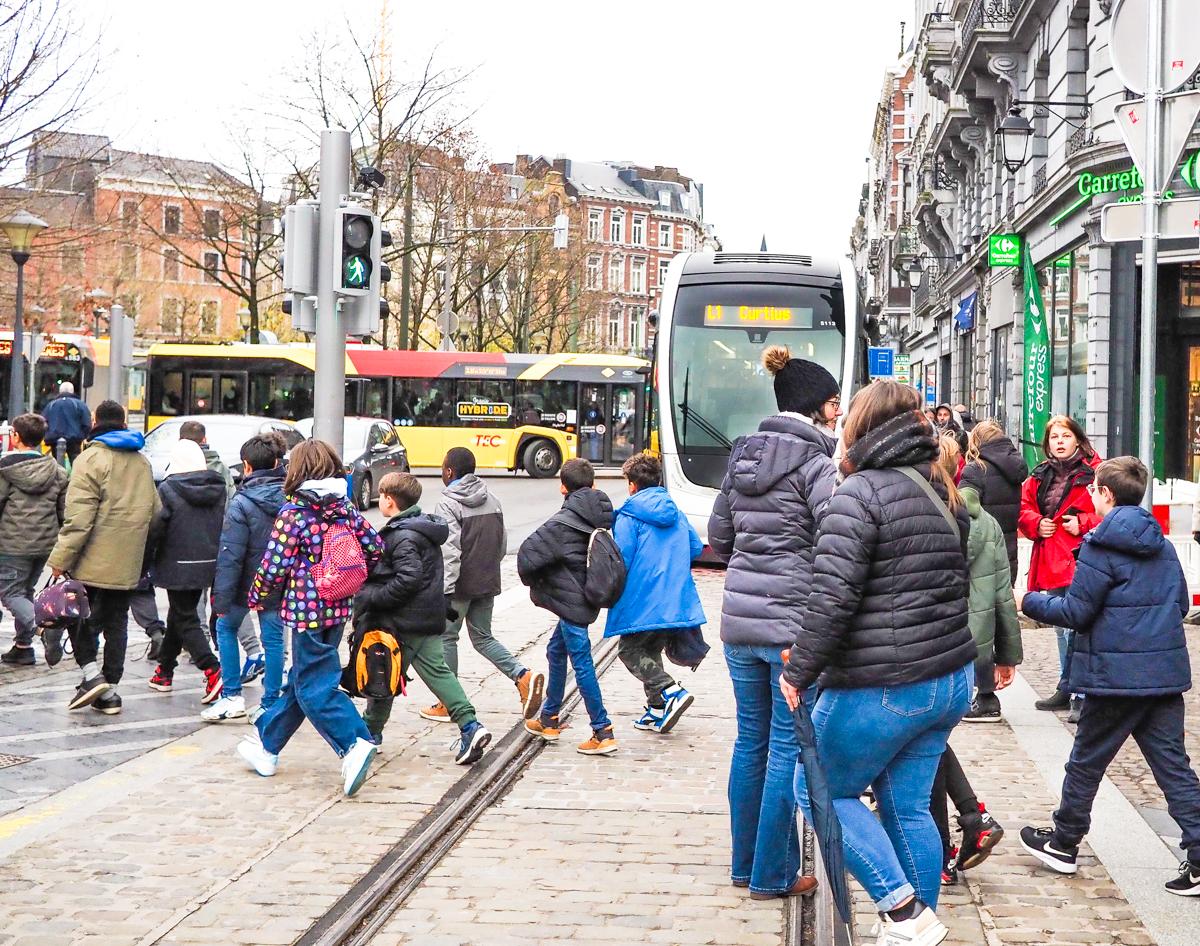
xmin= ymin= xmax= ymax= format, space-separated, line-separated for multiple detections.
xmin=708 ymin=345 xmax=840 ymax=900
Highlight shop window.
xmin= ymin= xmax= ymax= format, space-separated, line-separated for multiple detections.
xmin=1042 ymin=247 xmax=1089 ymax=427
xmin=990 ymin=326 xmax=1011 ymax=432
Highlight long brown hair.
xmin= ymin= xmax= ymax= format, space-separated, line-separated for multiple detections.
xmin=1041 ymin=414 xmax=1094 ymax=460
xmin=284 ymin=439 xmax=344 ymax=494
xmin=965 ymin=419 xmax=1006 ymax=465
xmin=842 ymin=381 xmax=961 ymax=509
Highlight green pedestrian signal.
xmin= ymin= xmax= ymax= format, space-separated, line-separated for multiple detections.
xmin=344 ymin=254 xmax=369 ymax=288
xmin=339 ymin=211 xmax=374 ymax=293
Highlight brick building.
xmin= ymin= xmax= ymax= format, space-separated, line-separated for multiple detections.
xmin=0 ymin=132 xmax=261 ymax=343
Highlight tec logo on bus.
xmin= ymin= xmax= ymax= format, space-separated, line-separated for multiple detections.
xmin=474 ymin=434 xmax=504 ymax=448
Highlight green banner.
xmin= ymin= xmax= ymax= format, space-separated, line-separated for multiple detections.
xmin=1021 ymin=244 xmax=1051 ymax=469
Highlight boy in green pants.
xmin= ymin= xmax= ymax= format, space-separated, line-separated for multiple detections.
xmin=352 ymin=472 xmax=492 ymax=765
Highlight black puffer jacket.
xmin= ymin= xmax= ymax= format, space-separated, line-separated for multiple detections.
xmin=783 ymin=410 xmax=976 ymax=691
xmin=959 ymin=436 xmax=1028 ymax=581
xmin=149 ymin=470 xmax=228 ymax=590
xmin=708 ymin=414 xmax=837 ymax=647
xmin=354 ymin=507 xmax=449 ymax=636
xmin=517 ymin=487 xmax=614 ymax=626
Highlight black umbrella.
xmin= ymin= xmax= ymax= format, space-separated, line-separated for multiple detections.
xmin=794 ymin=698 xmax=852 ymax=923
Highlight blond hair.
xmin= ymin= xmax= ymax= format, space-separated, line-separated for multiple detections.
xmin=965 ymin=419 xmax=1006 ymax=466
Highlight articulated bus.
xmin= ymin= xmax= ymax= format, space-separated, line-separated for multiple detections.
xmin=654 ymin=251 xmax=865 ymax=541
xmin=144 ymin=344 xmax=649 ymax=477
xmin=0 ymin=332 xmax=148 ymax=419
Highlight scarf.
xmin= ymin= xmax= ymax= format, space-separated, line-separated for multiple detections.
xmin=840 ymin=410 xmax=938 ymax=477
xmin=1041 ymin=450 xmax=1085 ymax=517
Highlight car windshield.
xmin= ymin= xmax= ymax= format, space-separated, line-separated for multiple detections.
xmin=294 ymin=418 xmax=373 ymax=453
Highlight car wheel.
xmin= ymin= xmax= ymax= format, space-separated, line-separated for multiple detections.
xmin=356 ymin=474 xmax=372 ymax=511
xmin=523 ymin=439 xmax=561 ymax=478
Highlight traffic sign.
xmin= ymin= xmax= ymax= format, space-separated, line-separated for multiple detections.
xmin=1101 ymin=196 xmax=1200 ymax=242
xmin=988 ymin=233 xmax=1021 ymax=267
xmin=867 ymin=347 xmax=895 ymax=379
xmin=436 ymin=309 xmax=460 ymax=337
xmin=1114 ymin=90 xmax=1200 ymax=186
xmin=1110 ymin=0 xmax=1200 ymax=95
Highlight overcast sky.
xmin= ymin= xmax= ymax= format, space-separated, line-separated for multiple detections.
xmin=74 ymin=0 xmax=908 ymax=253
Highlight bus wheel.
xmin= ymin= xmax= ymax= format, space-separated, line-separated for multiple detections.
xmin=356 ymin=474 xmax=372 ymax=511
xmin=523 ymin=439 xmax=561 ymax=478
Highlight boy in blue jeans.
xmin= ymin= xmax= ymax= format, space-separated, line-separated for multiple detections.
xmin=518 ymin=459 xmax=617 ymax=756
xmin=605 ymin=452 xmax=705 ymax=733
xmin=1018 ymin=456 xmax=1200 ymax=895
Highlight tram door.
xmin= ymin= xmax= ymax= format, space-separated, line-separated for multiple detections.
xmin=578 ymin=382 xmax=643 ymax=466
xmin=186 ymin=371 xmax=248 ymax=414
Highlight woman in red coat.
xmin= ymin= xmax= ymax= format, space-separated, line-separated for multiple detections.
xmin=1018 ymin=415 xmax=1102 ymax=717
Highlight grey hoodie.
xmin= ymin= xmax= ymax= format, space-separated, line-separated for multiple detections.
xmin=434 ymin=473 xmax=506 ymax=598
xmin=0 ymin=452 xmax=69 ymax=556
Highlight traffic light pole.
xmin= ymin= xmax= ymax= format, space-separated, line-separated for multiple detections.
xmin=314 ymin=128 xmax=351 ymax=456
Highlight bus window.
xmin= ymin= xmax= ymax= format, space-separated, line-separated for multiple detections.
xmin=610 ymin=383 xmax=639 ymax=463
xmin=456 ymin=380 xmax=513 ymax=426
xmin=189 ymin=375 xmax=215 ymax=413
xmin=514 ymin=379 xmax=575 ymax=429
xmin=160 ymin=371 xmax=183 ymax=415
xmin=394 ymin=378 xmax=455 ymax=426
xmin=219 ymin=374 xmax=245 ymax=414
xmin=250 ymin=372 xmax=313 ymax=420
xmin=345 ymin=377 xmax=389 ymax=418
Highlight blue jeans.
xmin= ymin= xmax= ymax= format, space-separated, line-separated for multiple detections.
xmin=795 ymin=666 xmax=972 ymax=912
xmin=255 ymin=624 xmax=372 ymax=757
xmin=216 ymin=606 xmax=284 ymax=704
xmin=0 ymin=554 xmax=46 ymax=646
xmin=541 ymin=620 xmax=610 ymax=732
xmin=724 ymin=643 xmax=802 ymax=896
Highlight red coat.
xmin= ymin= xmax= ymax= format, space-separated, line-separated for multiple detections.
xmin=1018 ymin=452 xmax=1103 ymax=591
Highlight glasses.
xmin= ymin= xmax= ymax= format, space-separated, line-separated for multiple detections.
xmin=825 ymin=397 xmax=842 ymax=409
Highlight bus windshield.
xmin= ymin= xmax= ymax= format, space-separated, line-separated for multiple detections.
xmin=669 ymin=282 xmax=844 ymax=487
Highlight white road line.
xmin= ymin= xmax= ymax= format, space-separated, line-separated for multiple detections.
xmin=32 ymin=737 xmax=176 ymax=761
xmin=0 ymin=686 xmax=205 ymax=712
xmin=0 ymin=715 xmax=199 ymax=744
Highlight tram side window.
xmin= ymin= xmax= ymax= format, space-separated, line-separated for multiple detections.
xmin=457 ymin=380 xmax=513 ymax=425
xmin=393 ymin=378 xmax=456 ymax=426
xmin=249 ymin=373 xmax=314 ymax=420
xmin=346 ymin=377 xmax=389 ymax=418
xmin=160 ymin=371 xmax=184 ymax=415
xmin=514 ymin=380 xmax=575 ymax=429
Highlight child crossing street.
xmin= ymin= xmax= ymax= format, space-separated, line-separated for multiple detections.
xmin=605 ymin=452 xmax=705 ymax=734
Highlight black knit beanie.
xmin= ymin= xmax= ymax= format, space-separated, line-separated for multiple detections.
xmin=762 ymin=346 xmax=840 ymax=415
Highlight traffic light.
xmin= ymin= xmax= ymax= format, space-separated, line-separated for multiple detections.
xmin=340 ymin=210 xmax=392 ymax=339
xmin=337 ymin=207 xmax=374 ymax=296
xmin=282 ymin=203 xmax=319 ymax=334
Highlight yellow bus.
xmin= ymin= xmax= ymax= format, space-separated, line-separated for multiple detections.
xmin=144 ymin=344 xmax=650 ymax=477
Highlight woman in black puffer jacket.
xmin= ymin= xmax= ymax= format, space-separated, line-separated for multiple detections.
xmin=959 ymin=419 xmax=1029 ymax=582
xmin=780 ymin=381 xmax=975 ymax=943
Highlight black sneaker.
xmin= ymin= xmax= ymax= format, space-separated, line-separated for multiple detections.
xmin=1165 ymin=860 xmax=1200 ymax=896
xmin=1020 ymin=825 xmax=1078 ymax=874
xmin=41 ymin=627 xmax=64 ymax=667
xmin=0 ymin=644 xmax=35 ymax=666
xmin=68 ymin=675 xmax=111 ymax=710
xmin=1067 ymin=697 xmax=1082 ymax=724
xmin=92 ymin=690 xmax=122 ymax=715
xmin=941 ymin=848 xmax=959 ymax=886
xmin=1034 ymin=690 xmax=1070 ymax=711
xmin=958 ymin=805 xmax=1005 ymax=870
xmin=962 ymin=691 xmax=1002 ymax=723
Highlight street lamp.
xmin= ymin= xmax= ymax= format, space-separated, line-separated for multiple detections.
xmin=85 ymin=287 xmax=111 ymax=336
xmin=997 ymin=107 xmax=1035 ymax=174
xmin=1 ymin=210 xmax=48 ymax=419
xmin=905 ymin=259 xmax=925 ymax=290
xmin=237 ymin=307 xmax=251 ymax=342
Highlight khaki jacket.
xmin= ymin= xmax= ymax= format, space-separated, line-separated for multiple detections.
xmin=47 ymin=431 xmax=159 ymax=589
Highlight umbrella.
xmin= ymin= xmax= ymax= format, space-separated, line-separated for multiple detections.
xmin=793 ymin=695 xmax=852 ymax=924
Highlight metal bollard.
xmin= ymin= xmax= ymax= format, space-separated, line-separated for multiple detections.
xmin=55 ymin=437 xmax=67 ymax=466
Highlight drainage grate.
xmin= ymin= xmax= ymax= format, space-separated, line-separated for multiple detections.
xmin=0 ymin=753 xmax=32 ymax=769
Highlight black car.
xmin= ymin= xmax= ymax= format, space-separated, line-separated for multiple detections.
xmin=295 ymin=417 xmax=410 ymax=510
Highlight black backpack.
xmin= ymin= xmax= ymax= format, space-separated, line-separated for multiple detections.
xmin=342 ymin=628 xmax=406 ymax=699
xmin=554 ymin=514 xmax=627 ymax=609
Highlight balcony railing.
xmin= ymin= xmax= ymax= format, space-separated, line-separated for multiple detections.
xmin=1065 ymin=124 xmax=1096 ymax=158
xmin=1032 ymin=165 xmax=1048 ymax=196
xmin=962 ymin=0 xmax=1017 ymax=41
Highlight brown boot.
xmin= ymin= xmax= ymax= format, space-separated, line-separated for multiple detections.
xmin=516 ymin=670 xmax=545 ymax=720
xmin=749 ymin=875 xmax=819 ymax=900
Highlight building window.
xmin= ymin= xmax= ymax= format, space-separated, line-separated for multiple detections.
xmin=164 ymin=205 xmax=181 ymax=235
xmin=61 ymin=246 xmax=84 ymax=277
xmin=631 ymin=215 xmax=646 ymax=246
xmin=658 ymin=222 xmax=672 ymax=249
xmin=161 ymin=298 xmax=182 ymax=335
xmin=956 ymin=330 xmax=974 ymax=406
xmin=203 ymin=251 xmax=220 ymax=284
xmin=162 ymin=247 xmax=181 ymax=281
xmin=199 ymin=300 xmax=218 ymax=334
xmin=681 ymin=227 xmax=695 ymax=251
xmin=630 ymin=305 xmax=645 ymax=350
xmin=121 ymin=200 xmax=138 ymax=230
xmin=203 ymin=209 xmax=221 ymax=239
xmin=608 ymin=255 xmax=623 ymax=292
xmin=1042 ymin=247 xmax=1088 ymax=426
xmin=657 ymin=258 xmax=670 ymax=287
xmin=989 ymin=325 xmax=1011 ymax=433
xmin=587 ymin=209 xmax=602 ymax=242
xmin=609 ymin=210 xmax=624 ymax=244
xmin=586 ymin=255 xmax=601 ymax=290
xmin=120 ymin=244 xmax=138 ymax=279
xmin=607 ymin=304 xmax=623 ymax=348
xmin=630 ymin=258 xmax=646 ymax=295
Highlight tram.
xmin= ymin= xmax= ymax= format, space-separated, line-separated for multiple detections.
xmin=653 ymin=251 xmax=865 ymax=542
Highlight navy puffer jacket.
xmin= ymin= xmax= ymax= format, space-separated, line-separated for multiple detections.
xmin=783 ymin=411 xmax=976 ymax=691
xmin=1022 ymin=505 xmax=1191 ymax=697
xmin=708 ymin=415 xmax=837 ymax=648
xmin=212 ymin=467 xmax=286 ymax=614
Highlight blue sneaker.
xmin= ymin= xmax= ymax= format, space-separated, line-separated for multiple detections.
xmin=634 ymin=705 xmax=665 ymax=732
xmin=657 ymin=686 xmax=694 ymax=734
xmin=453 ymin=721 xmax=492 ymax=765
xmin=240 ymin=654 xmax=265 ymax=685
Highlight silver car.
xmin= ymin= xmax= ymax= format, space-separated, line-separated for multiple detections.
xmin=143 ymin=415 xmax=301 ymax=483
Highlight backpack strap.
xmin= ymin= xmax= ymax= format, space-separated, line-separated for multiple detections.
xmin=897 ymin=466 xmax=958 ymax=537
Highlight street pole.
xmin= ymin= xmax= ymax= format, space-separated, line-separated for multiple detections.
xmin=314 ymin=128 xmax=351 ymax=456
xmin=1137 ymin=0 xmax=1164 ymax=510
xmin=400 ymin=156 xmax=413 ymax=350
xmin=8 ymin=252 xmax=27 ymax=420
xmin=107 ymin=303 xmax=125 ymax=403
xmin=438 ymin=203 xmax=456 ymax=352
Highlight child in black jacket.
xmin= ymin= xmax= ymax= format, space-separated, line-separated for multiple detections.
xmin=517 ymin=458 xmax=617 ymax=756
xmin=353 ymin=472 xmax=491 ymax=766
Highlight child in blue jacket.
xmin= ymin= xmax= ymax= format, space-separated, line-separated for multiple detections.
xmin=1017 ymin=456 xmax=1200 ymax=895
xmin=605 ymin=452 xmax=706 ymax=733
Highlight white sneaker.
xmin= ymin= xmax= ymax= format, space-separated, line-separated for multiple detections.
xmin=247 ymin=704 xmax=266 ymax=725
xmin=878 ymin=903 xmax=948 ymax=946
xmin=236 ymin=733 xmax=278 ymax=777
xmin=201 ymin=694 xmax=246 ymax=722
xmin=341 ymin=737 xmax=377 ymax=797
